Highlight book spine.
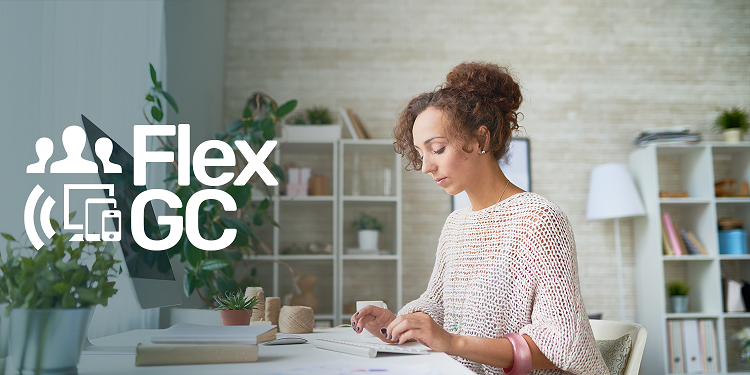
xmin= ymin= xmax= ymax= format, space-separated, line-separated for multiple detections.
xmin=662 ymin=224 xmax=675 ymax=255
xmin=680 ymin=228 xmax=699 ymax=255
xmin=662 ymin=213 xmax=683 ymax=256
xmin=135 ymin=343 xmax=258 ymax=366
xmin=687 ymin=231 xmax=708 ymax=255
xmin=339 ymin=108 xmax=359 ymax=140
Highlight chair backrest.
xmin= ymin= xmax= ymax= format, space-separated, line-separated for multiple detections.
xmin=589 ymin=319 xmax=648 ymax=375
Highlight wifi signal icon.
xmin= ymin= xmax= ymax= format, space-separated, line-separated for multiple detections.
xmin=25 ymin=185 xmax=56 ymax=250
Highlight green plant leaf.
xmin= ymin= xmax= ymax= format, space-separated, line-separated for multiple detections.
xmin=184 ymin=240 xmax=203 ymax=266
xmin=162 ymin=90 xmax=179 ymax=114
xmin=226 ymin=119 xmax=244 ymax=133
xmin=274 ymin=99 xmax=298 ymax=118
xmin=253 ymin=213 xmax=264 ymax=227
xmin=151 ymin=106 xmax=163 ymax=122
xmin=200 ymin=259 xmax=232 ymax=271
xmin=145 ymin=94 xmax=154 ymax=102
xmin=270 ymin=164 xmax=285 ymax=183
xmin=222 ymin=217 xmax=250 ymax=236
xmin=150 ymin=63 xmax=157 ymax=86
xmin=243 ymin=106 xmax=253 ymax=120
xmin=258 ymin=198 xmax=270 ymax=211
xmin=216 ymin=275 xmax=237 ymax=296
xmin=1 ymin=233 xmax=15 ymax=242
xmin=184 ymin=273 xmax=196 ymax=297
xmin=225 ymin=184 xmax=251 ymax=208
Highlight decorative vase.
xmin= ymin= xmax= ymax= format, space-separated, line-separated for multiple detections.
xmin=290 ymin=273 xmax=319 ymax=313
xmin=670 ymin=295 xmax=689 ymax=313
xmin=723 ymin=128 xmax=743 ymax=143
xmin=10 ymin=307 xmax=94 ymax=374
xmin=358 ymin=229 xmax=380 ymax=250
xmin=220 ymin=310 xmax=252 ymax=326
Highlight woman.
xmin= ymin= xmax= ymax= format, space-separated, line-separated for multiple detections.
xmin=350 ymin=62 xmax=608 ymax=375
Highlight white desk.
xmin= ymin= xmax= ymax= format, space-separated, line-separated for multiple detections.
xmin=8 ymin=328 xmax=473 ymax=375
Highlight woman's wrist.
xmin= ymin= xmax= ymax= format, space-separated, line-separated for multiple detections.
xmin=445 ymin=333 xmax=465 ymax=356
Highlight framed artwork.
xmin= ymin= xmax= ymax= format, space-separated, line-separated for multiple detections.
xmin=452 ymin=138 xmax=531 ymax=211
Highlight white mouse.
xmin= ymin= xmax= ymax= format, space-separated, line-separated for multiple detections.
xmin=263 ymin=337 xmax=308 ymax=345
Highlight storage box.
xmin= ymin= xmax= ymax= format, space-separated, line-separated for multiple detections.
xmin=718 ymin=229 xmax=748 ymax=255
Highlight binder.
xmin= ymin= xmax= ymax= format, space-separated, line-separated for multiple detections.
xmin=668 ymin=320 xmax=685 ymax=373
xmin=683 ymin=319 xmax=703 ymax=373
xmin=705 ymin=320 xmax=720 ymax=373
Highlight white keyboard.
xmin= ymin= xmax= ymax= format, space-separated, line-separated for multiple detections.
xmin=312 ymin=338 xmax=430 ymax=358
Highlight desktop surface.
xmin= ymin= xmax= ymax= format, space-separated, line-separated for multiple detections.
xmin=6 ymin=327 xmax=474 ymax=375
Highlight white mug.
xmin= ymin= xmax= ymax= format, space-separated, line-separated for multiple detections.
xmin=355 ymin=301 xmax=388 ymax=341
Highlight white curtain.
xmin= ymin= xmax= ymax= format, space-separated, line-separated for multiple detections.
xmin=0 ymin=0 xmax=167 ymax=338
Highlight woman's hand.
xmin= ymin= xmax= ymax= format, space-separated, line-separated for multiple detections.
xmin=385 ymin=312 xmax=456 ymax=352
xmin=350 ymin=305 xmax=397 ymax=342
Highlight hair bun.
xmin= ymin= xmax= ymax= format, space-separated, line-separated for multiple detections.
xmin=444 ymin=62 xmax=522 ymax=113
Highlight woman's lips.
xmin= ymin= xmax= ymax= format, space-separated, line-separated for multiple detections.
xmin=435 ymin=177 xmax=446 ymax=186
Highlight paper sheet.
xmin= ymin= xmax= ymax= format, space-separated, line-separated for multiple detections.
xmin=253 ymin=359 xmax=439 ymax=375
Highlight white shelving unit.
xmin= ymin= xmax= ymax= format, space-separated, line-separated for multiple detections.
xmin=254 ymin=139 xmax=402 ymax=325
xmin=630 ymin=142 xmax=750 ymax=375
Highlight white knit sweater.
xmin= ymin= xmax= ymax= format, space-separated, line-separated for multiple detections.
xmin=399 ymin=192 xmax=608 ymax=375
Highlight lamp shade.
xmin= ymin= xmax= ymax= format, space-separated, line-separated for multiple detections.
xmin=586 ymin=163 xmax=646 ymax=221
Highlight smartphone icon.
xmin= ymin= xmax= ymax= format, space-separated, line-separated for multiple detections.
xmin=102 ymin=210 xmax=121 ymax=242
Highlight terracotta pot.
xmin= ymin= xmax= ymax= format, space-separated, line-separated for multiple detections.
xmin=220 ymin=310 xmax=252 ymax=326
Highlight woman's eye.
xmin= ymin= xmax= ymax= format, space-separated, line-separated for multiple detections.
xmin=433 ymin=147 xmax=445 ymax=155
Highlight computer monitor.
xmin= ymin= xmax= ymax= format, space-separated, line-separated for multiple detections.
xmin=81 ymin=115 xmax=182 ymax=310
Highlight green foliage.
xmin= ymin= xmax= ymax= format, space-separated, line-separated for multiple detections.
xmin=306 ymin=106 xmax=334 ymax=125
xmin=144 ymin=63 xmax=179 ymax=124
xmin=351 ymin=212 xmax=384 ymax=231
xmin=714 ymin=107 xmax=749 ymax=133
xmin=287 ymin=106 xmax=334 ymax=125
xmin=211 ymin=290 xmax=259 ymax=312
xmin=142 ymin=69 xmax=297 ymax=306
xmin=0 ymin=216 xmax=122 ymax=315
xmin=667 ymin=281 xmax=690 ymax=296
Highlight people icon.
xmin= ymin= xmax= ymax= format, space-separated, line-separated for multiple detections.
xmin=95 ymin=137 xmax=122 ymax=173
xmin=50 ymin=125 xmax=98 ymax=174
xmin=27 ymin=137 xmax=54 ymax=173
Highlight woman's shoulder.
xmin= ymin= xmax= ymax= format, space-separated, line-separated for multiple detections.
xmin=498 ymin=192 xmax=569 ymax=225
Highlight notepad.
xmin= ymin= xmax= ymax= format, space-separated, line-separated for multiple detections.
xmin=150 ymin=322 xmax=277 ymax=345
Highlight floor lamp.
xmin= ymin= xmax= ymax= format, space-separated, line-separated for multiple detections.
xmin=586 ymin=163 xmax=646 ymax=321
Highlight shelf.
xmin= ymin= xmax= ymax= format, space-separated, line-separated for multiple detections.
xmin=716 ymin=197 xmax=750 ymax=204
xmin=660 ymin=198 xmax=713 ymax=204
xmin=724 ymin=313 xmax=750 ymax=319
xmin=666 ymin=312 xmax=721 ymax=319
xmin=663 ymin=255 xmax=715 ymax=261
xmin=720 ymin=255 xmax=750 ymax=260
xmin=342 ymin=254 xmax=398 ymax=260
xmin=276 ymin=255 xmax=335 ymax=260
xmin=278 ymin=195 xmax=335 ymax=202
xmin=342 ymin=196 xmax=398 ymax=202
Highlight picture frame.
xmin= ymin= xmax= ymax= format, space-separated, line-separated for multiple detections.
xmin=451 ymin=138 xmax=531 ymax=211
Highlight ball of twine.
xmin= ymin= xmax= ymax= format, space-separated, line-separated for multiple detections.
xmin=265 ymin=297 xmax=281 ymax=326
xmin=279 ymin=306 xmax=314 ymax=334
xmin=245 ymin=287 xmax=265 ymax=321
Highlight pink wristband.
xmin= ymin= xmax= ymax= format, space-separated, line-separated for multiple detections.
xmin=503 ymin=333 xmax=532 ymax=375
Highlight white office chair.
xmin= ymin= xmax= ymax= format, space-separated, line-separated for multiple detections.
xmin=589 ymin=319 xmax=648 ymax=375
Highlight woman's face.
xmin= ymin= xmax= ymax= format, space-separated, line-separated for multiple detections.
xmin=412 ymin=107 xmax=478 ymax=196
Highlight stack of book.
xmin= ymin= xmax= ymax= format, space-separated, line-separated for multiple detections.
xmin=667 ymin=319 xmax=720 ymax=373
xmin=634 ymin=126 xmax=701 ymax=146
xmin=135 ymin=322 xmax=277 ymax=366
xmin=662 ymin=212 xmax=708 ymax=256
xmin=340 ymin=108 xmax=373 ymax=139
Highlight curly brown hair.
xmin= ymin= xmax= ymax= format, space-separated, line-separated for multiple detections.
xmin=393 ymin=62 xmax=522 ymax=171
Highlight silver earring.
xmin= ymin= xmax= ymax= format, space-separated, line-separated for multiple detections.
xmin=481 ymin=150 xmax=486 ymax=154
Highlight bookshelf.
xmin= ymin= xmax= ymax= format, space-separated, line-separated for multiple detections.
xmin=253 ymin=139 xmax=402 ymax=326
xmin=630 ymin=142 xmax=750 ymax=374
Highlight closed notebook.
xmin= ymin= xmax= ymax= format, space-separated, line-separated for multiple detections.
xmin=135 ymin=342 xmax=257 ymax=366
xmin=151 ymin=322 xmax=277 ymax=344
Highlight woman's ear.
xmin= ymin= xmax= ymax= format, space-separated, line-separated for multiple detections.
xmin=476 ymin=126 xmax=490 ymax=153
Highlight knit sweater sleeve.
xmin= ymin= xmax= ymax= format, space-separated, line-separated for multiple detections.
xmin=517 ymin=205 xmax=608 ymax=375
xmin=397 ymin=213 xmax=455 ymax=326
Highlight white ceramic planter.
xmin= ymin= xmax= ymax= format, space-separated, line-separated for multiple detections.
xmin=357 ymin=230 xmax=380 ymax=250
xmin=723 ymin=128 xmax=743 ymax=143
xmin=10 ymin=307 xmax=94 ymax=374
xmin=281 ymin=124 xmax=342 ymax=142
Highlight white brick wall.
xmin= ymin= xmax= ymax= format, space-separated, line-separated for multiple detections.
xmin=223 ymin=0 xmax=750 ymax=322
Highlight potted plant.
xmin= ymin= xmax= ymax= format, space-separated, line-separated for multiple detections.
xmin=282 ymin=106 xmax=341 ymax=142
xmin=733 ymin=327 xmax=750 ymax=364
xmin=0 ymin=216 xmax=121 ymax=374
xmin=212 ymin=290 xmax=259 ymax=326
xmin=667 ymin=281 xmax=690 ymax=313
xmin=144 ymin=65 xmax=295 ymax=307
xmin=714 ymin=107 xmax=749 ymax=143
xmin=352 ymin=213 xmax=384 ymax=251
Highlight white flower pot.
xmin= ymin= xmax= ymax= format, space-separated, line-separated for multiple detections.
xmin=10 ymin=307 xmax=94 ymax=374
xmin=723 ymin=128 xmax=743 ymax=143
xmin=358 ymin=230 xmax=380 ymax=250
